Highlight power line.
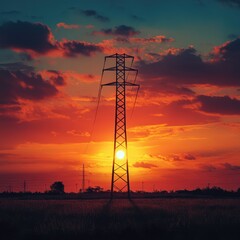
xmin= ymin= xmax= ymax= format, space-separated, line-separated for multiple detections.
xmin=84 ymin=59 xmax=106 ymax=154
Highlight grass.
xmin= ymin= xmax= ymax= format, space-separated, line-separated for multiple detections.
xmin=0 ymin=198 xmax=240 ymax=240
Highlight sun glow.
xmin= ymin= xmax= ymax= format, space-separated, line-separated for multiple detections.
xmin=116 ymin=150 xmax=125 ymax=160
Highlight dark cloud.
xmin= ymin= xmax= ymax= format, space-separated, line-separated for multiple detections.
xmin=96 ymin=25 xmax=140 ymax=37
xmin=170 ymin=154 xmax=181 ymax=161
xmin=0 ymin=62 xmax=34 ymax=72
xmin=60 ymin=40 xmax=103 ymax=57
xmin=217 ymin=0 xmax=240 ymax=8
xmin=139 ymin=38 xmax=240 ymax=87
xmin=139 ymin=47 xmax=207 ymax=84
xmin=133 ymin=161 xmax=157 ymax=169
xmin=184 ymin=153 xmax=196 ymax=160
xmin=0 ymin=153 xmax=16 ymax=158
xmin=0 ymin=105 xmax=21 ymax=114
xmin=228 ymin=33 xmax=239 ymax=39
xmin=214 ymin=37 xmax=240 ymax=63
xmin=19 ymin=53 xmax=33 ymax=61
xmin=126 ymin=35 xmax=174 ymax=44
xmin=196 ymin=0 xmax=206 ymax=6
xmin=116 ymin=35 xmax=174 ymax=45
xmin=168 ymin=153 xmax=196 ymax=161
xmin=30 ymin=16 xmax=43 ymax=20
xmin=197 ymin=95 xmax=240 ymax=115
xmin=222 ymin=163 xmax=240 ymax=170
xmin=159 ymin=99 xmax=219 ymax=125
xmin=142 ymin=81 xmax=195 ymax=96
xmin=0 ymin=21 xmax=103 ymax=58
xmin=131 ymin=15 xmax=144 ymax=21
xmin=47 ymin=70 xmax=65 ymax=86
xmin=81 ymin=9 xmax=109 ymax=22
xmin=0 ymin=21 xmax=56 ymax=53
xmin=201 ymin=164 xmax=217 ymax=172
xmin=0 ymin=67 xmax=61 ymax=105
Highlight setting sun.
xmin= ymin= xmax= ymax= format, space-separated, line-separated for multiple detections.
xmin=116 ymin=150 xmax=125 ymax=160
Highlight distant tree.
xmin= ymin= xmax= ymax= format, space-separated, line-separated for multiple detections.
xmin=86 ymin=186 xmax=103 ymax=193
xmin=160 ymin=190 xmax=168 ymax=194
xmin=50 ymin=181 xmax=65 ymax=194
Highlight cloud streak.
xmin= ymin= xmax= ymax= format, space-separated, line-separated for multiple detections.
xmin=222 ymin=162 xmax=240 ymax=170
xmin=0 ymin=10 xmax=20 ymax=15
xmin=133 ymin=161 xmax=157 ymax=169
xmin=217 ymin=0 xmax=240 ymax=8
xmin=197 ymin=95 xmax=240 ymax=115
xmin=60 ymin=40 xmax=103 ymax=57
xmin=128 ymin=35 xmax=174 ymax=44
xmin=80 ymin=9 xmax=109 ymax=22
xmin=56 ymin=22 xmax=81 ymax=29
xmin=94 ymin=25 xmax=140 ymax=37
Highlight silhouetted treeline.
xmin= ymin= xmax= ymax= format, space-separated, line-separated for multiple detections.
xmin=0 ymin=186 xmax=240 ymax=199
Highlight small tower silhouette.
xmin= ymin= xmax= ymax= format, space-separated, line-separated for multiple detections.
xmin=82 ymin=164 xmax=85 ymax=192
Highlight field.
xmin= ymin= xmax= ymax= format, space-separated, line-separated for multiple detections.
xmin=0 ymin=198 xmax=240 ymax=240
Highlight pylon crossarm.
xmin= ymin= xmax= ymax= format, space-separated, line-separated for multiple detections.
xmin=124 ymin=67 xmax=138 ymax=72
xmin=101 ymin=82 xmax=116 ymax=87
xmin=103 ymin=67 xmax=117 ymax=71
xmin=125 ymin=82 xmax=140 ymax=87
xmin=102 ymin=82 xmax=139 ymax=87
xmin=104 ymin=53 xmax=134 ymax=59
xmin=103 ymin=67 xmax=137 ymax=73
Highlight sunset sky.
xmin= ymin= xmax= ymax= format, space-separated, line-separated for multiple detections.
xmin=0 ymin=0 xmax=240 ymax=192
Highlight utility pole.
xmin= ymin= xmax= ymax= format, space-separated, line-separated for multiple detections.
xmin=82 ymin=164 xmax=85 ymax=193
xmin=101 ymin=53 xmax=139 ymax=199
xmin=24 ymin=180 xmax=26 ymax=193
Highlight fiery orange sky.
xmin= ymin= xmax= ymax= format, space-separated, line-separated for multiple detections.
xmin=0 ymin=0 xmax=240 ymax=192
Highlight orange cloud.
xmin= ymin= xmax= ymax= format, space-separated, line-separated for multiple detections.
xmin=56 ymin=22 xmax=81 ymax=29
xmin=129 ymin=35 xmax=174 ymax=44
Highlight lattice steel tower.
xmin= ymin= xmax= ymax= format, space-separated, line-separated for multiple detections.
xmin=101 ymin=53 xmax=139 ymax=198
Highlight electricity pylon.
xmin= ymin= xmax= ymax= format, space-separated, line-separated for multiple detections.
xmin=101 ymin=53 xmax=139 ymax=198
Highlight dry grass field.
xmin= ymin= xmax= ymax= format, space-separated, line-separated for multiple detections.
xmin=0 ymin=198 xmax=240 ymax=240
